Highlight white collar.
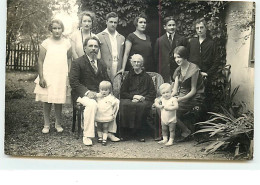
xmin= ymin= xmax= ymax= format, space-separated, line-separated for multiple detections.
xmin=86 ymin=55 xmax=97 ymax=63
xmin=103 ymin=28 xmax=118 ymax=38
xmin=167 ymin=32 xmax=175 ymax=38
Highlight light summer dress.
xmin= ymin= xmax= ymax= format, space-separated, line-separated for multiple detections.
xmin=34 ymin=37 xmax=71 ymax=104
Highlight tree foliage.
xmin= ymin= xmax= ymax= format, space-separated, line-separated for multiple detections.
xmin=6 ymin=0 xmax=73 ymax=64
xmin=78 ymin=0 xmax=149 ymax=33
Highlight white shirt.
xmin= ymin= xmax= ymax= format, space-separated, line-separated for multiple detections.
xmin=167 ymin=32 xmax=175 ymax=41
xmin=103 ymin=28 xmax=118 ymax=61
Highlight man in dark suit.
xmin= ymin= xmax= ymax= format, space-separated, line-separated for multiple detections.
xmin=70 ymin=36 xmax=120 ymax=146
xmin=154 ymin=16 xmax=187 ymax=83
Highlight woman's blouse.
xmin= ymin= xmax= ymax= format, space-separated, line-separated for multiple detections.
xmin=70 ymin=29 xmax=97 ymax=59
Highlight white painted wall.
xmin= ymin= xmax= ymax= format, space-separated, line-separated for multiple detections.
xmin=225 ymin=1 xmax=255 ymax=111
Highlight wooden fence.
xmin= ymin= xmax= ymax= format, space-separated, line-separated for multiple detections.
xmin=6 ymin=44 xmax=39 ymax=71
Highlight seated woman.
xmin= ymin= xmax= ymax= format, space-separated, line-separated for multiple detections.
xmin=171 ymin=46 xmax=205 ymax=139
xmin=119 ymin=54 xmax=156 ymax=142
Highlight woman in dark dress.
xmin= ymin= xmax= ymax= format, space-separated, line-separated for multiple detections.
xmin=119 ymin=54 xmax=156 ymax=142
xmin=120 ymin=13 xmax=154 ymax=73
xmin=171 ymin=46 xmax=205 ymax=138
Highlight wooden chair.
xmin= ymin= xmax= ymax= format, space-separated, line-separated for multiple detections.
xmin=113 ymin=71 xmax=164 ymax=139
xmin=71 ymin=90 xmax=84 ymax=139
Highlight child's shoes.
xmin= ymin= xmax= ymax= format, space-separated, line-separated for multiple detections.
xmin=102 ymin=140 xmax=107 ymax=146
xmin=42 ymin=126 xmax=50 ymax=134
xmin=158 ymin=136 xmax=168 ymax=144
xmin=98 ymin=137 xmax=102 ymax=143
xmin=165 ymin=139 xmax=174 ymax=146
xmin=158 ymin=139 xmax=168 ymax=144
xmin=55 ymin=125 xmax=64 ymax=133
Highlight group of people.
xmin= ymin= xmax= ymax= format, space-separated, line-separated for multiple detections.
xmin=34 ymin=10 xmax=216 ymax=146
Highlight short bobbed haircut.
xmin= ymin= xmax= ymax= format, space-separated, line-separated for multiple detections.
xmin=173 ymin=46 xmax=189 ymax=60
xmin=83 ymin=36 xmax=101 ymax=48
xmin=99 ymin=81 xmax=112 ymax=93
xmin=163 ymin=16 xmax=176 ymax=26
xmin=48 ymin=19 xmax=64 ymax=32
xmin=159 ymin=83 xmax=172 ymax=93
xmin=78 ymin=11 xmax=96 ymax=27
xmin=106 ymin=12 xmax=118 ymax=21
xmin=133 ymin=13 xmax=147 ymax=27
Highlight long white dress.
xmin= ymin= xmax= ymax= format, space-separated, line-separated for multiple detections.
xmin=34 ymin=37 xmax=71 ymax=104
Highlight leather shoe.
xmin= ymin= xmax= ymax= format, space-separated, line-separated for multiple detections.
xmin=108 ymin=133 xmax=120 ymax=142
xmin=137 ymin=138 xmax=145 ymax=142
xmin=83 ymin=137 xmax=93 ymax=146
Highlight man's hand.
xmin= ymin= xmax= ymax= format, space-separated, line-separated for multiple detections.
xmin=86 ymin=91 xmax=97 ymax=99
xmin=116 ymin=69 xmax=124 ymax=76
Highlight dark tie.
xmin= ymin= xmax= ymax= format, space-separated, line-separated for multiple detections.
xmin=169 ymin=34 xmax=173 ymax=45
xmin=90 ymin=60 xmax=98 ymax=74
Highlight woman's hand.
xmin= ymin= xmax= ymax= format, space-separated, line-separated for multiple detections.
xmin=132 ymin=95 xmax=145 ymax=102
xmin=39 ymin=78 xmax=47 ymax=88
xmin=177 ymin=97 xmax=184 ymax=102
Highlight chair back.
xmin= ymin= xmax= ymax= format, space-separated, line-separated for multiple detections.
xmin=113 ymin=71 xmax=164 ymax=99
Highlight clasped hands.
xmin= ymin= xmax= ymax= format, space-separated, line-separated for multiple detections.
xmin=132 ymin=95 xmax=145 ymax=103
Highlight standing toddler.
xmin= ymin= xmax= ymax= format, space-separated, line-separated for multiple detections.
xmin=154 ymin=83 xmax=178 ymax=146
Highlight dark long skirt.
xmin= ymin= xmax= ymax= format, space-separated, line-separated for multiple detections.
xmin=119 ymin=99 xmax=153 ymax=129
xmin=177 ymin=93 xmax=205 ymax=119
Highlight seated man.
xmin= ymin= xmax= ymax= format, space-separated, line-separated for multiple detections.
xmin=70 ymin=36 xmax=120 ymax=146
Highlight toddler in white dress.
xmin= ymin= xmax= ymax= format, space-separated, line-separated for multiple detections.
xmin=154 ymin=83 xmax=178 ymax=146
xmin=77 ymin=81 xmax=119 ymax=146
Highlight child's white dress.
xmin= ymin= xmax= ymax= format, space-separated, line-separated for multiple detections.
xmin=160 ymin=97 xmax=178 ymax=125
xmin=34 ymin=37 xmax=71 ymax=104
xmin=95 ymin=94 xmax=119 ymax=123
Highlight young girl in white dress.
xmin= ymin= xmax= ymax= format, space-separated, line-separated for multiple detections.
xmin=34 ymin=19 xmax=72 ymax=134
xmin=154 ymin=83 xmax=178 ymax=146
xmin=77 ymin=81 xmax=119 ymax=146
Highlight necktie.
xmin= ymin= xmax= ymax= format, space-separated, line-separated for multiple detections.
xmin=169 ymin=34 xmax=173 ymax=45
xmin=90 ymin=60 xmax=98 ymax=74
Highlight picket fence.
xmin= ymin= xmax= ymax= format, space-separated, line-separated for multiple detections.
xmin=6 ymin=44 xmax=39 ymax=71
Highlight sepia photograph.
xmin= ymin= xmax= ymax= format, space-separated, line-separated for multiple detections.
xmin=4 ymin=0 xmax=255 ymax=161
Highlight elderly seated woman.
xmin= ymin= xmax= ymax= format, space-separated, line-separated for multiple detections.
xmin=119 ymin=54 xmax=156 ymax=142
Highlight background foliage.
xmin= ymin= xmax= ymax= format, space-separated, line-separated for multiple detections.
xmin=6 ymin=0 xmax=73 ymax=63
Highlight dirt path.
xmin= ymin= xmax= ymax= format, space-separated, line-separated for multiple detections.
xmin=4 ymin=71 xmax=232 ymax=160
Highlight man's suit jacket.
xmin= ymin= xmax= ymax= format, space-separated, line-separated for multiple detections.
xmin=97 ymin=31 xmax=125 ymax=79
xmin=154 ymin=33 xmax=187 ymax=83
xmin=70 ymin=55 xmax=110 ymax=100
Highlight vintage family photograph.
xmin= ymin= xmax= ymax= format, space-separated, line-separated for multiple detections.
xmin=4 ymin=0 xmax=255 ymax=161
